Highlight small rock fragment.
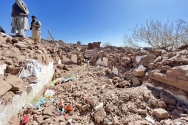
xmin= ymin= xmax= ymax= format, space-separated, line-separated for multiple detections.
xmin=138 ymin=109 xmax=147 ymax=115
xmin=81 ymin=104 xmax=90 ymax=111
xmin=153 ymin=108 xmax=169 ymax=118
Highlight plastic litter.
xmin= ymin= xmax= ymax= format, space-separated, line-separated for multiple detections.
xmin=61 ymin=76 xmax=74 ymax=83
xmin=65 ymin=105 xmax=73 ymax=111
xmin=44 ymin=89 xmax=55 ymax=99
xmin=18 ymin=59 xmax=43 ymax=78
xmin=50 ymin=76 xmax=74 ymax=86
xmin=34 ymin=97 xmax=47 ymax=109
xmin=84 ymin=94 xmax=91 ymax=101
xmin=64 ymin=114 xmax=69 ymax=119
xmin=50 ymin=78 xmax=62 ymax=86
xmin=20 ymin=114 xmax=30 ymax=125
xmin=67 ymin=75 xmax=72 ymax=78
xmin=58 ymin=107 xmax=65 ymax=116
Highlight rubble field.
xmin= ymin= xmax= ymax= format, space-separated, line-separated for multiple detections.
xmin=0 ymin=33 xmax=188 ymax=125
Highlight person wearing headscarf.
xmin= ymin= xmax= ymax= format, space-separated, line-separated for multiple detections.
xmin=11 ymin=0 xmax=29 ymax=37
xmin=31 ymin=16 xmax=42 ymax=43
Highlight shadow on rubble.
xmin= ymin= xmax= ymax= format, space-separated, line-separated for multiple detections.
xmin=146 ymin=82 xmax=188 ymax=122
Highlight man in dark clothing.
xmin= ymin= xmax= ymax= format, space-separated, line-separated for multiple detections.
xmin=0 ymin=26 xmax=6 ymax=33
xmin=30 ymin=16 xmax=35 ymax=30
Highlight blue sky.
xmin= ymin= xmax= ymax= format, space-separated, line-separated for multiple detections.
xmin=1 ymin=0 xmax=188 ymax=46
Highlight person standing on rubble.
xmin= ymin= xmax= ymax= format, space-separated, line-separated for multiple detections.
xmin=11 ymin=0 xmax=30 ymax=37
xmin=30 ymin=15 xmax=42 ymax=44
xmin=0 ymin=26 xmax=6 ymax=33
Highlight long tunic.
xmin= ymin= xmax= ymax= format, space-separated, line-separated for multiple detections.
xmin=11 ymin=16 xmax=29 ymax=35
xmin=11 ymin=0 xmax=29 ymax=36
xmin=32 ymin=20 xmax=41 ymax=42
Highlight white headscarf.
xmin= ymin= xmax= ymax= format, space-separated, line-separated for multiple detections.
xmin=16 ymin=0 xmax=29 ymax=15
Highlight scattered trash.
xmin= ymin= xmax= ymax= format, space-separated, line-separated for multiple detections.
xmin=50 ymin=76 xmax=74 ymax=86
xmin=64 ymin=114 xmax=69 ymax=119
xmin=34 ymin=97 xmax=47 ymax=109
xmin=67 ymin=75 xmax=72 ymax=78
xmin=58 ymin=107 xmax=65 ymax=116
xmin=65 ymin=105 xmax=73 ymax=111
xmin=44 ymin=89 xmax=55 ymax=99
xmin=18 ymin=59 xmax=43 ymax=78
xmin=50 ymin=78 xmax=62 ymax=86
xmin=61 ymin=76 xmax=74 ymax=83
xmin=84 ymin=94 xmax=91 ymax=101
xmin=20 ymin=114 xmax=30 ymax=125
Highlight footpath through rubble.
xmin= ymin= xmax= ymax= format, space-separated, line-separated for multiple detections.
xmin=0 ymin=33 xmax=188 ymax=125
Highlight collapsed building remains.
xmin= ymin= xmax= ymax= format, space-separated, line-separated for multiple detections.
xmin=0 ymin=33 xmax=187 ymax=125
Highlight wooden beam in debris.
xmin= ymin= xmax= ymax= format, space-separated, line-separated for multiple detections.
xmin=47 ymin=30 xmax=54 ymax=41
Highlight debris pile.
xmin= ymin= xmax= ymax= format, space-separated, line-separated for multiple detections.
xmin=7 ymin=65 xmax=188 ymax=125
xmin=0 ymin=33 xmax=188 ymax=125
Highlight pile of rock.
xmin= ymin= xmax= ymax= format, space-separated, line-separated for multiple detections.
xmin=86 ymin=45 xmax=188 ymax=95
xmin=0 ymin=34 xmax=52 ymax=105
xmin=7 ymin=64 xmax=188 ymax=125
xmin=0 ymin=33 xmax=87 ymax=106
xmin=1 ymin=32 xmax=188 ymax=125
xmin=147 ymin=50 xmax=188 ymax=92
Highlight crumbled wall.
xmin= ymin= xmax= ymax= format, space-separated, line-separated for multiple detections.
xmin=96 ymin=57 xmax=108 ymax=67
xmin=0 ymin=62 xmax=54 ymax=125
